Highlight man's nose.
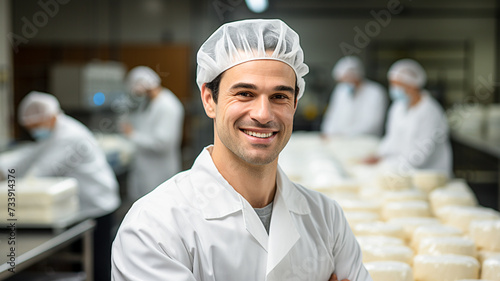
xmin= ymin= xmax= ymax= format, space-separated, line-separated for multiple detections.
xmin=250 ymin=96 xmax=273 ymax=124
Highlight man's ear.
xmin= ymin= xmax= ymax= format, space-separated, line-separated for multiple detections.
xmin=201 ymin=83 xmax=216 ymax=119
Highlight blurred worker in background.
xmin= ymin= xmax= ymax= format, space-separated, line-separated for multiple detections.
xmin=0 ymin=91 xmax=120 ymax=281
xmin=365 ymin=59 xmax=452 ymax=176
xmin=321 ymin=56 xmax=387 ymax=137
xmin=121 ymin=66 xmax=184 ymax=201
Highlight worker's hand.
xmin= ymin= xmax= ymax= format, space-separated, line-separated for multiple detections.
xmin=363 ymin=155 xmax=380 ymax=165
xmin=329 ymin=273 xmax=350 ymax=281
xmin=121 ymin=122 xmax=134 ymax=137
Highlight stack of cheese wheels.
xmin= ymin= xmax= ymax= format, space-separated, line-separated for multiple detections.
xmin=382 ymin=190 xmax=427 ymax=204
xmin=412 ymin=170 xmax=448 ymax=194
xmin=344 ymin=211 xmax=381 ymax=228
xmin=481 ymin=255 xmax=500 ymax=280
xmin=429 ymin=187 xmax=477 ymax=214
xmin=387 ymin=217 xmax=441 ymax=242
xmin=468 ymin=220 xmax=500 ymax=252
xmin=353 ymin=222 xmax=406 ymax=240
xmin=364 ymin=261 xmax=414 ymax=281
xmin=376 ymin=172 xmax=412 ymax=191
xmin=382 ymin=201 xmax=432 ymax=221
xmin=417 ymin=236 xmax=476 ymax=257
xmin=411 ymin=224 xmax=463 ymax=250
xmin=362 ymin=244 xmax=414 ymax=264
xmin=336 ymin=198 xmax=382 ymax=214
xmin=436 ymin=206 xmax=500 ymax=232
xmin=413 ymin=254 xmax=480 ymax=281
xmin=356 ymin=236 xmax=405 ymax=248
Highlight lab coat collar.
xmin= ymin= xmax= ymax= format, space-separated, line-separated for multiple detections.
xmin=188 ymin=146 xmax=242 ymax=219
xmin=189 ymin=146 xmax=311 ymax=268
xmin=189 ymin=146 xmax=310 ymax=218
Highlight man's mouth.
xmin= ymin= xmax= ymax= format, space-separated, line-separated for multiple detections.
xmin=243 ymin=130 xmax=275 ymax=138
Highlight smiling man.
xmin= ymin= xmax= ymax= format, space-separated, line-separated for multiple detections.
xmin=111 ymin=19 xmax=371 ymax=281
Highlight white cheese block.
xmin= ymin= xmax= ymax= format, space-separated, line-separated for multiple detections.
xmin=376 ymin=173 xmax=412 ymax=191
xmin=344 ymin=211 xmax=381 ymax=228
xmin=387 ymin=217 xmax=441 ymax=242
xmin=382 ymin=189 xmax=427 ymax=204
xmin=353 ymin=222 xmax=406 ymax=240
xmin=364 ymin=261 xmax=414 ymax=281
xmin=412 ymin=170 xmax=448 ymax=193
xmin=411 ymin=224 xmax=463 ymax=250
xmin=481 ymin=256 xmax=500 ymax=280
xmin=356 ymin=236 xmax=405 ymax=248
xmin=362 ymin=244 xmax=414 ymax=265
xmin=468 ymin=220 xmax=500 ymax=251
xmin=382 ymin=201 xmax=431 ymax=221
xmin=435 ymin=206 xmax=500 ymax=232
xmin=477 ymin=250 xmax=500 ymax=264
xmin=429 ymin=187 xmax=477 ymax=213
xmin=417 ymin=236 xmax=476 ymax=257
xmin=0 ymin=177 xmax=79 ymax=224
xmin=413 ymin=254 xmax=479 ymax=281
xmin=336 ymin=199 xmax=382 ymax=214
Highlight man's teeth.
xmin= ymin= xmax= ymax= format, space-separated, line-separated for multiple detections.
xmin=244 ymin=130 xmax=273 ymax=138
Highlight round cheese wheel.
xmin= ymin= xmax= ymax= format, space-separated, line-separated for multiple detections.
xmin=364 ymin=261 xmax=414 ymax=281
xmin=382 ymin=189 xmax=427 ymax=204
xmin=361 ymin=244 xmax=414 ymax=265
xmin=353 ymin=222 xmax=406 ymax=240
xmin=382 ymin=201 xmax=431 ymax=221
xmin=387 ymin=217 xmax=441 ymax=241
xmin=412 ymin=170 xmax=448 ymax=193
xmin=417 ymin=236 xmax=476 ymax=257
xmin=376 ymin=173 xmax=412 ymax=191
xmin=413 ymin=254 xmax=479 ymax=281
xmin=481 ymin=256 xmax=500 ymax=280
xmin=469 ymin=220 xmax=500 ymax=251
xmin=356 ymin=235 xmax=405 ymax=248
xmin=411 ymin=224 xmax=463 ymax=250
xmin=436 ymin=206 xmax=500 ymax=232
xmin=429 ymin=187 xmax=477 ymax=213
xmin=344 ymin=211 xmax=381 ymax=228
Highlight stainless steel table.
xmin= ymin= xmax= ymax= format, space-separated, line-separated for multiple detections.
xmin=0 ymin=219 xmax=95 ymax=280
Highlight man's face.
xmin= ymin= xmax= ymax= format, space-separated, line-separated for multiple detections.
xmin=203 ymin=59 xmax=297 ymax=166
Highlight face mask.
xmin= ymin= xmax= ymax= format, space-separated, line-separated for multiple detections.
xmin=339 ymin=83 xmax=355 ymax=96
xmin=30 ymin=128 xmax=52 ymax=141
xmin=389 ymin=86 xmax=409 ymax=107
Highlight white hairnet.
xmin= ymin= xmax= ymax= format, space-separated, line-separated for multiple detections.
xmin=126 ymin=66 xmax=161 ymax=93
xmin=18 ymin=91 xmax=61 ymax=126
xmin=332 ymin=56 xmax=364 ymax=81
xmin=196 ymin=19 xmax=309 ymax=99
xmin=388 ymin=59 xmax=427 ymax=88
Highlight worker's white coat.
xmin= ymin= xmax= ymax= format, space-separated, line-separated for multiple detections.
xmin=378 ymin=91 xmax=452 ymax=176
xmin=1 ymin=114 xmax=120 ymax=218
xmin=112 ymin=147 xmax=372 ymax=281
xmin=321 ymin=80 xmax=387 ymax=137
xmin=127 ymin=88 xmax=184 ymax=200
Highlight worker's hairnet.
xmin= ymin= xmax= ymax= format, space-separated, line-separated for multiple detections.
xmin=332 ymin=56 xmax=364 ymax=81
xmin=388 ymin=59 xmax=427 ymax=88
xmin=196 ymin=19 xmax=309 ymax=99
xmin=18 ymin=91 xmax=61 ymax=126
xmin=126 ymin=66 xmax=161 ymax=93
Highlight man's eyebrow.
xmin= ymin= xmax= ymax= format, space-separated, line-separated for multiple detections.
xmin=230 ymin=83 xmax=257 ymax=90
xmin=273 ymin=85 xmax=295 ymax=93
xmin=230 ymin=83 xmax=295 ymax=93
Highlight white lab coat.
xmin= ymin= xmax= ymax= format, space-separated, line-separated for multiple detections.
xmin=0 ymin=114 xmax=120 ymax=218
xmin=112 ymin=147 xmax=372 ymax=281
xmin=127 ymin=88 xmax=184 ymax=200
xmin=378 ymin=91 xmax=452 ymax=176
xmin=321 ymin=80 xmax=387 ymax=137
